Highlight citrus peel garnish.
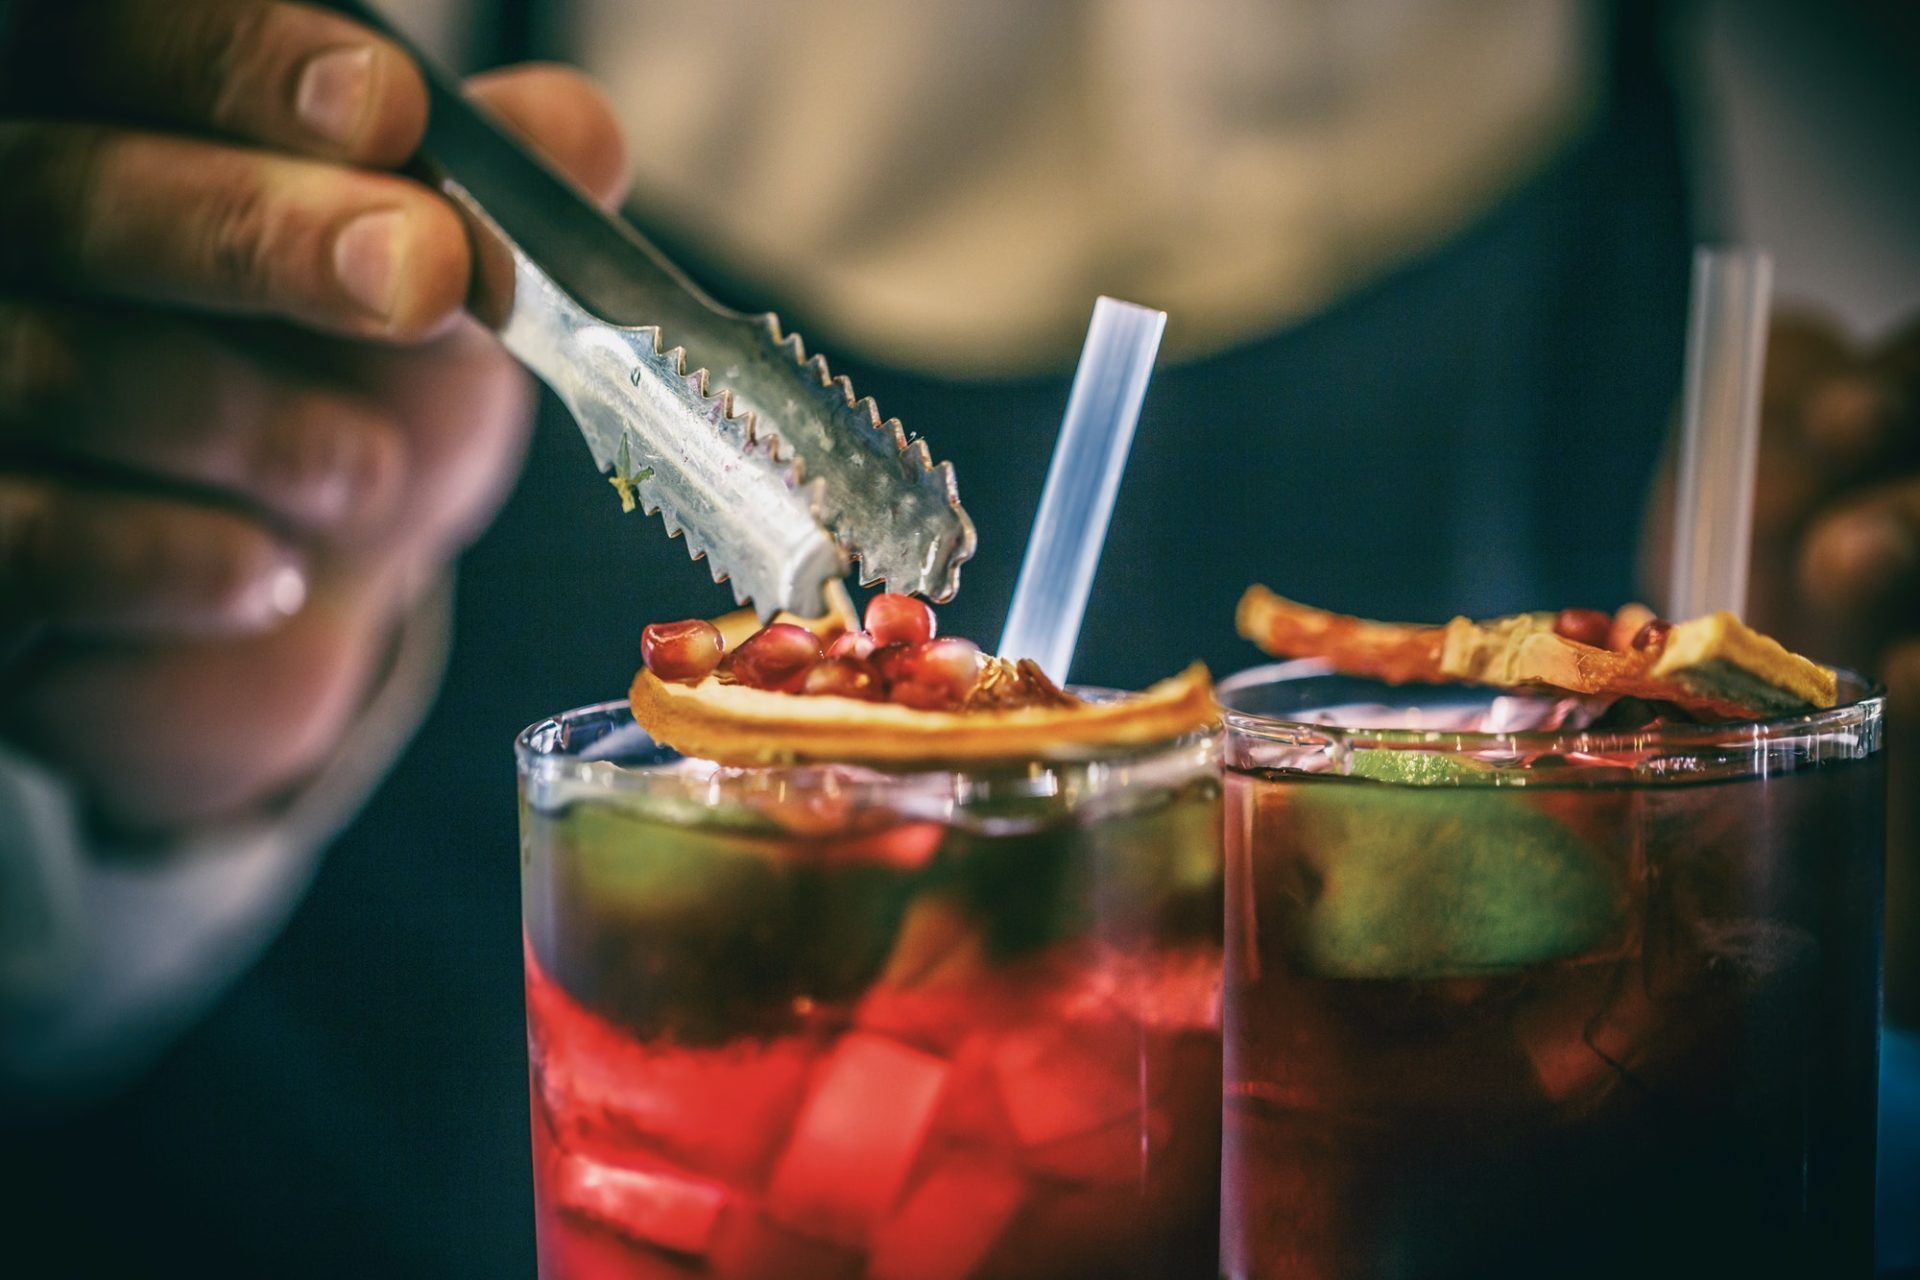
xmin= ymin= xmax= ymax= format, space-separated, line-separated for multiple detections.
xmin=1237 ymin=586 xmax=1837 ymax=720
xmin=629 ymin=661 xmax=1216 ymax=766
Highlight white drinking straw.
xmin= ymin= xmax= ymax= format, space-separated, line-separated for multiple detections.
xmin=997 ymin=297 xmax=1167 ymax=683
xmin=1669 ymin=246 xmax=1772 ymax=619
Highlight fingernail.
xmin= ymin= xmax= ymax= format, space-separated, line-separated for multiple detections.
xmin=296 ymin=46 xmax=375 ymax=146
xmin=240 ymin=562 xmax=308 ymax=625
xmin=267 ymin=564 xmax=309 ymax=616
xmin=333 ymin=209 xmax=407 ymax=319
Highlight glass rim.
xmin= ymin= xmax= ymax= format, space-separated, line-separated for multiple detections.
xmin=1216 ymin=657 xmax=1886 ymax=754
xmin=515 ymin=695 xmax=1218 ymax=803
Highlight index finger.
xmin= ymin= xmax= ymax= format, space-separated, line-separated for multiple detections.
xmin=3 ymin=0 xmax=427 ymax=167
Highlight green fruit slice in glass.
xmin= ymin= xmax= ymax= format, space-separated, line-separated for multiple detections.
xmin=1290 ymin=783 xmax=1620 ymax=979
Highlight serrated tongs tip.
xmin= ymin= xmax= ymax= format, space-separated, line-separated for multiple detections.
xmin=388 ymin=39 xmax=972 ymax=618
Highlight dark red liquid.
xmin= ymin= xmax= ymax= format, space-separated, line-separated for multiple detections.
xmin=1223 ymin=758 xmax=1884 ymax=1279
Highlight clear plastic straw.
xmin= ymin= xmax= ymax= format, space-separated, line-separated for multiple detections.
xmin=997 ymin=297 xmax=1167 ymax=683
xmin=1669 ymin=246 xmax=1772 ymax=620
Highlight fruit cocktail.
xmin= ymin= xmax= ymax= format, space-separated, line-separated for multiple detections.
xmin=516 ymin=594 xmax=1224 ymax=1279
xmin=1219 ymin=592 xmax=1886 ymax=1279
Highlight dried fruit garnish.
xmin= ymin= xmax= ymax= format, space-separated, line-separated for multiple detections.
xmin=1236 ymin=586 xmax=1837 ymax=720
xmin=631 ymin=594 xmax=1214 ymax=765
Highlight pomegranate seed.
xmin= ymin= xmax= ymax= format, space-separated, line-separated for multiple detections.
xmin=869 ymin=642 xmax=915 ymax=688
xmin=800 ymin=656 xmax=884 ymax=701
xmin=730 ymin=623 xmax=823 ymax=692
xmin=864 ymin=593 xmax=936 ymax=647
xmin=1632 ymin=619 xmax=1673 ymax=653
xmin=826 ymin=629 xmax=877 ymax=660
xmin=1553 ymin=608 xmax=1612 ymax=649
xmin=1608 ymin=603 xmax=1658 ymax=652
xmin=641 ymin=619 xmax=725 ymax=683
xmin=886 ymin=638 xmax=984 ymax=711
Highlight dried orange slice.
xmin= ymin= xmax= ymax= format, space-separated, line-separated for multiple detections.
xmin=630 ymin=587 xmax=1214 ymax=766
xmin=630 ymin=661 xmax=1215 ymax=767
xmin=1237 ymin=586 xmax=1836 ymax=720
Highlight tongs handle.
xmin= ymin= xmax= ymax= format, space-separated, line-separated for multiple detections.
xmin=315 ymin=0 xmax=702 ymax=329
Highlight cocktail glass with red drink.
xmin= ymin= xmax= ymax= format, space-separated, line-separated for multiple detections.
xmin=1218 ymin=662 xmax=1885 ymax=1279
xmin=516 ymin=698 xmax=1222 ymax=1279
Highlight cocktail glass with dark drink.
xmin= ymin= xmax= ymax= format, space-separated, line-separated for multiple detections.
xmin=516 ymin=697 xmax=1222 ymax=1280
xmin=1218 ymin=660 xmax=1885 ymax=1279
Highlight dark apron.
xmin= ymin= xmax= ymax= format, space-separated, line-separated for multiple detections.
xmin=14 ymin=6 xmax=1690 ymax=1274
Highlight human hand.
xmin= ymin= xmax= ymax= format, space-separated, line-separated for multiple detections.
xmin=1745 ymin=310 xmax=1920 ymax=1024
xmin=0 ymin=2 xmax=627 ymax=833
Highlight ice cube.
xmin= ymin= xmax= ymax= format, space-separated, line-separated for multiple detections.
xmin=1515 ymin=932 xmax=1807 ymax=1114
xmin=867 ymin=1155 xmax=1027 ymax=1280
xmin=990 ymin=1019 xmax=1146 ymax=1149
xmin=527 ymin=957 xmax=814 ymax=1180
xmin=855 ymin=899 xmax=1000 ymax=1055
xmin=925 ymin=1033 xmax=1018 ymax=1149
xmin=854 ymin=983 xmax=987 ymax=1056
xmin=765 ymin=1033 xmax=951 ymax=1248
xmin=1508 ymin=958 xmax=1667 ymax=1110
xmin=550 ymin=1150 xmax=727 ymax=1256
xmin=879 ymin=895 xmax=988 ymax=988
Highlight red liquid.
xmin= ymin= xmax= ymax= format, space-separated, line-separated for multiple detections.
xmin=522 ymin=769 xmax=1222 ymax=1278
xmin=1222 ymin=759 xmax=1884 ymax=1279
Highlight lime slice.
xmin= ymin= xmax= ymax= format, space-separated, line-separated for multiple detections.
xmin=1345 ymin=747 xmax=1497 ymax=787
xmin=1291 ymin=786 xmax=1620 ymax=978
xmin=546 ymin=802 xmax=788 ymax=923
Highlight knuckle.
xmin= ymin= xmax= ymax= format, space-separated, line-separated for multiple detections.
xmin=192 ymin=1 xmax=276 ymax=127
xmin=199 ymin=169 xmax=280 ymax=301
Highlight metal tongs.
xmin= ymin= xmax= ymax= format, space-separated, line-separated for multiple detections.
xmin=326 ymin=2 xmax=974 ymax=617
